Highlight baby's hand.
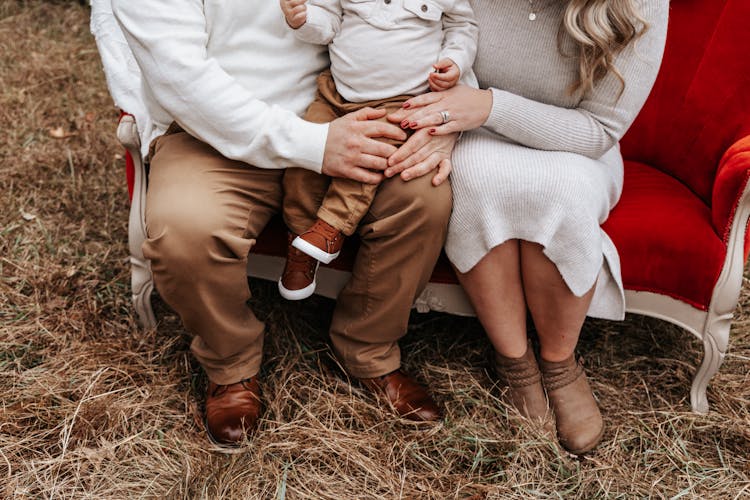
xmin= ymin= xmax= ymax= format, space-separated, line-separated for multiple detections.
xmin=428 ymin=59 xmax=460 ymax=92
xmin=280 ymin=0 xmax=308 ymax=29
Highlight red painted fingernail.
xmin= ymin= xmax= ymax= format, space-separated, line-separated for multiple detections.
xmin=409 ymin=122 xmax=417 ymax=128
xmin=429 ymin=128 xmax=436 ymax=134
xmin=401 ymin=120 xmax=409 ymax=128
xmin=403 ymin=103 xmax=411 ymax=109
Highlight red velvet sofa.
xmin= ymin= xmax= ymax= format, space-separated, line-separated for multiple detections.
xmin=110 ymin=0 xmax=750 ymax=413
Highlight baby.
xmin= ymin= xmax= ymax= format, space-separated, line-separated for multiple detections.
xmin=279 ymin=0 xmax=478 ymax=299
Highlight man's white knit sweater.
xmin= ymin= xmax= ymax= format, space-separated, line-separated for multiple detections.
xmin=112 ymin=0 xmax=331 ymax=172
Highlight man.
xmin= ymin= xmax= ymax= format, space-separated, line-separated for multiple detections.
xmin=112 ymin=0 xmax=454 ymax=445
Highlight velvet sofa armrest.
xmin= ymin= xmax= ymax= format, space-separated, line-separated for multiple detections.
xmin=712 ymin=135 xmax=750 ymax=250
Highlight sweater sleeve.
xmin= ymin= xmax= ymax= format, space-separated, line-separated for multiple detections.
xmin=439 ymin=0 xmax=478 ymax=79
xmin=293 ymin=0 xmax=343 ymax=45
xmin=482 ymin=1 xmax=669 ymax=159
xmin=112 ymin=0 xmax=328 ymax=172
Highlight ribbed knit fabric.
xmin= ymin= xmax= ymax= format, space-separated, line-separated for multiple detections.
xmin=447 ymin=0 xmax=669 ymax=320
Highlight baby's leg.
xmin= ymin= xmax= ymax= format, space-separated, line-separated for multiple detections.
xmin=283 ymin=167 xmax=328 ymax=236
xmin=317 ymin=99 xmax=410 ymax=236
xmin=317 ymin=180 xmax=378 ymax=237
xmin=289 ymin=73 xmax=412 ymax=266
xmin=281 ymin=92 xmax=338 ymax=235
xmin=279 ymin=87 xmax=341 ymax=300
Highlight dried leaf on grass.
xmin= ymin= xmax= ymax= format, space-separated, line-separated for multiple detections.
xmin=48 ymin=126 xmax=78 ymax=139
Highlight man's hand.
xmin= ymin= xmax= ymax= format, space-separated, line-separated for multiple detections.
xmin=428 ymin=58 xmax=460 ymax=92
xmin=385 ymin=129 xmax=457 ymax=186
xmin=322 ymin=107 xmax=407 ymax=184
xmin=280 ymin=0 xmax=308 ymax=29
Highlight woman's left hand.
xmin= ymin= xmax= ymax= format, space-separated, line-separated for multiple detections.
xmin=388 ymin=85 xmax=494 ymax=135
xmin=385 ymin=128 xmax=457 ymax=186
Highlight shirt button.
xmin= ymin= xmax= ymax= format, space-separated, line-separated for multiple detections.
xmin=421 ymin=4 xmax=428 ymax=11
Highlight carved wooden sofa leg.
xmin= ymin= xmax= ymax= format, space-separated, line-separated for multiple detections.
xmin=118 ymin=114 xmax=157 ymax=330
xmin=691 ymin=319 xmax=728 ymax=414
xmin=130 ymin=255 xmax=156 ymax=329
xmin=690 ymin=174 xmax=750 ymax=413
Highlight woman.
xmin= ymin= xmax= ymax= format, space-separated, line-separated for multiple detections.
xmin=390 ymin=0 xmax=669 ymax=454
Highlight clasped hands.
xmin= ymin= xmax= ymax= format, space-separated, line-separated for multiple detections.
xmin=322 ymin=85 xmax=492 ymax=186
xmin=322 ymin=108 xmax=456 ymax=187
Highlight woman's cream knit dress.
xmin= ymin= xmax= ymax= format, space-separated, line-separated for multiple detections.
xmin=447 ymin=0 xmax=669 ymax=320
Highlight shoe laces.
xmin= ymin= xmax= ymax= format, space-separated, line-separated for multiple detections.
xmin=311 ymin=219 xmax=341 ymax=241
xmin=210 ymin=377 xmax=255 ymax=397
xmin=285 ymin=246 xmax=317 ymax=277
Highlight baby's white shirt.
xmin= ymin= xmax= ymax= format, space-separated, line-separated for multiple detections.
xmin=295 ymin=0 xmax=478 ymax=102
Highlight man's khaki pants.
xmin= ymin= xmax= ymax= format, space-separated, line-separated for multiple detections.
xmin=284 ymin=70 xmax=412 ymax=236
xmin=143 ymin=128 xmax=452 ymax=385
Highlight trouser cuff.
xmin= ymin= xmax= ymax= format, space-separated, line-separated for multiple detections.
xmin=202 ymin=362 xmax=261 ymax=386
xmin=343 ymin=357 xmax=402 ymax=379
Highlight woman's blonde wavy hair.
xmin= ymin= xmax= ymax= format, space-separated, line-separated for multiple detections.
xmin=561 ymin=0 xmax=648 ymax=96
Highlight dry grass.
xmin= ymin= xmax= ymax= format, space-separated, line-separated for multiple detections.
xmin=1 ymin=2 xmax=749 ymax=498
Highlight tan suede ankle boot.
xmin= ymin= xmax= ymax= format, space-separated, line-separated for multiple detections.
xmin=494 ymin=345 xmax=548 ymax=421
xmin=540 ymin=354 xmax=604 ymax=455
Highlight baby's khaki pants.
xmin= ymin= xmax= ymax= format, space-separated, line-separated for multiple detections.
xmin=283 ymin=70 xmax=413 ymax=236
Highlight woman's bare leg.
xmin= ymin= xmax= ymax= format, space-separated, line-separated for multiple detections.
xmin=519 ymin=241 xmax=603 ymax=454
xmin=455 ymin=240 xmax=528 ymax=358
xmin=519 ymin=241 xmax=594 ymax=362
xmin=456 ymin=240 xmax=547 ymax=420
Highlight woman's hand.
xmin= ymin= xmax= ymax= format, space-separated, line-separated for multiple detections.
xmin=388 ymin=85 xmax=493 ymax=135
xmin=385 ymin=128 xmax=457 ymax=186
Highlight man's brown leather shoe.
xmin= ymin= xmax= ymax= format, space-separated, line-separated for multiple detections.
xmin=205 ymin=377 xmax=262 ymax=446
xmin=359 ymin=369 xmax=442 ymax=422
